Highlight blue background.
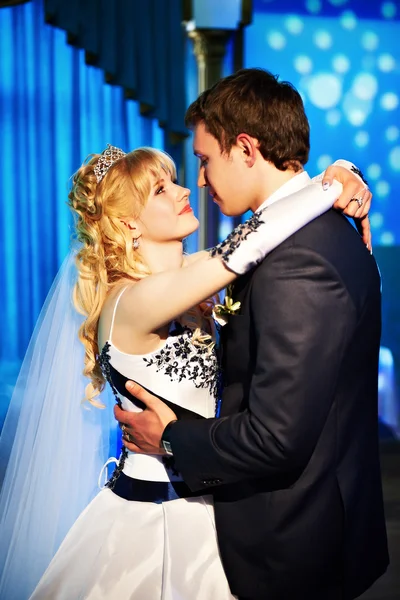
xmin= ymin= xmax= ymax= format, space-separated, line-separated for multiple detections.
xmin=246 ymin=0 xmax=400 ymax=245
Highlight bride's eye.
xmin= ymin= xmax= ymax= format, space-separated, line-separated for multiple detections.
xmin=156 ymin=186 xmax=164 ymax=195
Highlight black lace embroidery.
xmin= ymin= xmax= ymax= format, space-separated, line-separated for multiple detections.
xmin=99 ymin=342 xmax=119 ymax=400
xmin=143 ymin=328 xmax=220 ymax=402
xmin=350 ymin=165 xmax=368 ymax=186
xmin=98 ymin=342 xmax=128 ymax=489
xmin=209 ymin=209 xmax=266 ymax=261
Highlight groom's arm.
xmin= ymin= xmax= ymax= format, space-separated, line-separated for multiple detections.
xmin=168 ymin=242 xmax=358 ymax=492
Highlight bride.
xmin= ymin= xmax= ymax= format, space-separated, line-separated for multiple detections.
xmin=0 ymin=144 xmax=370 ymax=599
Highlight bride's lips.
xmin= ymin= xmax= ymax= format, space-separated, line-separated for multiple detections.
xmin=178 ymin=204 xmax=193 ymax=215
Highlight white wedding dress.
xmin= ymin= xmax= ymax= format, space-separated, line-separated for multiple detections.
xmin=30 ymin=288 xmax=234 ymax=600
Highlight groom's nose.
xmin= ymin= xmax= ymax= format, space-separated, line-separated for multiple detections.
xmin=197 ymin=166 xmax=207 ymax=188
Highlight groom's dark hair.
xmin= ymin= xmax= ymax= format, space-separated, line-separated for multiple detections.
xmin=185 ymin=68 xmax=310 ymax=172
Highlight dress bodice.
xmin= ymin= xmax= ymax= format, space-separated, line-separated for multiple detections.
xmin=99 ymin=323 xmax=219 ymax=482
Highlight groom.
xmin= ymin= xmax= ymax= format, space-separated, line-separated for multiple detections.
xmin=115 ymin=69 xmax=389 ymax=599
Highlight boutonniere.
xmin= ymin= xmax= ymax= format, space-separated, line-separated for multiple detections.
xmin=212 ymin=285 xmax=241 ymax=327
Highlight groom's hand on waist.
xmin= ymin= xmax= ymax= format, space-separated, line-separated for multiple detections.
xmin=113 ymin=381 xmax=177 ymax=455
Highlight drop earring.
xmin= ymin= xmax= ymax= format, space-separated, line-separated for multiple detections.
xmin=133 ymin=238 xmax=140 ymax=249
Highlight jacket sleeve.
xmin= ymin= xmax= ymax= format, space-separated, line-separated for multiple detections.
xmin=169 ymin=244 xmax=358 ymax=492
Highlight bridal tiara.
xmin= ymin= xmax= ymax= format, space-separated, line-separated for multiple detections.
xmin=94 ymin=144 xmax=126 ymax=183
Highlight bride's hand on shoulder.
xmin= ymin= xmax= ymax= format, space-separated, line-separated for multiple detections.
xmin=322 ymin=163 xmax=372 ymax=251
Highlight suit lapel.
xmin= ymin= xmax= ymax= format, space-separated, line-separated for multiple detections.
xmin=218 ymin=270 xmax=254 ymax=401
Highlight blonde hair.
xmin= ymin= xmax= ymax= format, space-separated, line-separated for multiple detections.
xmin=69 ymin=147 xmax=215 ymax=404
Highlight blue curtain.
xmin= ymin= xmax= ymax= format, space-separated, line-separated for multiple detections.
xmin=43 ymin=0 xmax=188 ymax=146
xmin=0 ymin=0 xmax=165 ymax=371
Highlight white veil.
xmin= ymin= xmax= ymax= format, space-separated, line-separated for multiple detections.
xmin=0 ymin=250 xmax=118 ymax=599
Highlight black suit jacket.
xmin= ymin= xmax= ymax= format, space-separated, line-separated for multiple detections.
xmin=170 ymin=209 xmax=389 ymax=599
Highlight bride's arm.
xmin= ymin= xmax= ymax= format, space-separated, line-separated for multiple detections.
xmin=182 ymin=160 xmax=371 ymax=265
xmin=182 ymin=251 xmax=209 ymax=266
xmin=124 ymin=180 xmax=343 ymax=335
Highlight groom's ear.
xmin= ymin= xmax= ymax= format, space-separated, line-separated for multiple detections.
xmin=236 ymin=133 xmax=258 ymax=167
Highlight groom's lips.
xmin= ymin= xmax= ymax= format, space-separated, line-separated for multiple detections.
xmin=210 ymin=190 xmax=219 ymax=203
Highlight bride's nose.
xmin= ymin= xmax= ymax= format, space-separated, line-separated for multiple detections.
xmin=178 ymin=186 xmax=190 ymax=201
